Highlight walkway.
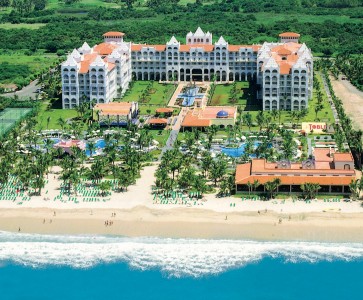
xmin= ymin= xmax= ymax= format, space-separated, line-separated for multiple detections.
xmin=161 ymin=107 xmax=188 ymax=154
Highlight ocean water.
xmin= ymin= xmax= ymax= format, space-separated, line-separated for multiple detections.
xmin=0 ymin=232 xmax=362 ymax=300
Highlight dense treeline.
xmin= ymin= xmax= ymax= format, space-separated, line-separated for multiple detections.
xmin=0 ymin=10 xmax=362 ymax=55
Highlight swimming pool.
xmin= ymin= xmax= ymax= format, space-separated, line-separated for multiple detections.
xmin=85 ymin=139 xmax=106 ymax=156
xmin=221 ymin=141 xmax=261 ymax=157
xmin=178 ymin=87 xmax=204 ymax=106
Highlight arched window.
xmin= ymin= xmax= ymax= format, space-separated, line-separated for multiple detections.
xmin=206 ymin=39 xmax=209 ymax=43
xmin=188 ymin=39 xmax=191 ymax=43
xmin=63 ymin=68 xmax=68 ymax=72
xmin=70 ymin=68 xmax=75 ymax=72
xmin=91 ymin=68 xmax=96 ymax=72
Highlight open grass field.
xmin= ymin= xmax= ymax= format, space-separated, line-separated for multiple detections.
xmin=36 ymin=102 xmax=78 ymax=130
xmin=0 ymin=23 xmax=46 ymax=30
xmin=253 ymin=12 xmax=361 ymax=25
xmin=0 ymin=108 xmax=33 ymax=136
xmin=0 ymin=51 xmax=59 ymax=85
xmin=210 ymin=82 xmax=252 ymax=106
xmin=121 ymin=81 xmax=176 ymax=106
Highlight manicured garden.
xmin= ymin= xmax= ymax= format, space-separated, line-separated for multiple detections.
xmin=36 ymin=102 xmax=78 ymax=130
xmin=210 ymin=82 xmax=251 ymax=106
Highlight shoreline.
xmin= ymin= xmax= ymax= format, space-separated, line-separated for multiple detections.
xmin=1 ymin=206 xmax=363 ymax=243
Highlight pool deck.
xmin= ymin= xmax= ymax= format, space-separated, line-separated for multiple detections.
xmin=167 ymin=82 xmax=211 ymax=108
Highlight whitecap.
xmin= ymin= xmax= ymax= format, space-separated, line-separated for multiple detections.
xmin=0 ymin=231 xmax=362 ymax=277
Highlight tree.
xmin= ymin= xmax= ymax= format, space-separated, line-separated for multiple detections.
xmin=314 ymin=103 xmax=324 ymax=120
xmin=98 ymin=181 xmax=112 ymax=197
xmin=242 ymin=112 xmax=253 ymax=131
xmin=256 ymin=111 xmax=265 ymax=131
xmin=0 ymin=0 xmax=10 ymax=10
xmin=264 ymin=178 xmax=281 ymax=199
xmin=300 ymin=183 xmax=321 ymax=200
xmin=349 ymin=179 xmax=361 ymax=200
xmin=193 ymin=175 xmax=208 ymax=196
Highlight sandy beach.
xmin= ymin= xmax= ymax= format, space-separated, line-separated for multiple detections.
xmin=1 ymin=164 xmax=363 ymax=242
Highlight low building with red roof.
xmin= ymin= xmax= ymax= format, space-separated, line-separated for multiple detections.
xmin=235 ymin=149 xmax=355 ymax=194
xmin=181 ymin=106 xmax=237 ymax=130
xmin=93 ymin=102 xmax=138 ymax=126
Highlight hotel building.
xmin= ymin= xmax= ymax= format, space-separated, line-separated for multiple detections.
xmin=235 ymin=149 xmax=355 ymax=194
xmin=61 ymin=29 xmax=313 ymax=111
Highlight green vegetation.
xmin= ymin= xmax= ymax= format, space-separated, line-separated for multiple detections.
xmin=210 ymin=82 xmax=251 ymax=106
xmin=36 ymin=102 xmax=78 ymax=130
xmin=0 ymin=50 xmax=60 ymax=87
xmin=0 ymin=23 xmax=46 ymax=30
xmin=121 ymin=81 xmax=176 ymax=115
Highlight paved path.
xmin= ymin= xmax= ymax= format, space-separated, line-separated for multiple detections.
xmin=1 ymin=80 xmax=40 ymax=99
xmin=161 ymin=107 xmax=188 ymax=154
xmin=307 ymin=137 xmax=312 ymax=156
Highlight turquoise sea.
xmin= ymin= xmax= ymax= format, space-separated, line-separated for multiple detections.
xmin=0 ymin=232 xmax=363 ymax=300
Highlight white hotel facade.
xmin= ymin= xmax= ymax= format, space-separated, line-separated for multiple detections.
xmin=61 ymin=28 xmax=313 ymax=111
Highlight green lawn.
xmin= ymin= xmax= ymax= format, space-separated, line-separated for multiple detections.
xmin=0 ymin=50 xmax=59 ymax=85
xmin=121 ymin=81 xmax=176 ymax=106
xmin=36 ymin=102 xmax=78 ymax=130
xmin=0 ymin=23 xmax=46 ymax=30
xmin=210 ymin=82 xmax=252 ymax=106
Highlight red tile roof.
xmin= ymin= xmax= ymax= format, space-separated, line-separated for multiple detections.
xmin=94 ymin=43 xmax=118 ymax=55
xmin=148 ymin=118 xmax=168 ymax=124
xmin=279 ymin=32 xmax=300 ymax=38
xmin=103 ymin=32 xmax=125 ymax=37
xmin=235 ymin=157 xmax=356 ymax=186
xmin=79 ymin=53 xmax=98 ymax=74
xmin=156 ymin=108 xmax=173 ymax=113
xmin=94 ymin=102 xmax=132 ymax=116
xmin=333 ymin=153 xmax=354 ymax=162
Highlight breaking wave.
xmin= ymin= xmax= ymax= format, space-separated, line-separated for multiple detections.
xmin=0 ymin=231 xmax=362 ymax=277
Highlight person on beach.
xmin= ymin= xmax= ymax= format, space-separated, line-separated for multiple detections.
xmin=43 ymin=219 xmax=45 ymax=224
xmin=279 ymin=218 xmax=282 ymax=224
xmin=18 ymin=227 xmax=21 ymax=232
xmin=53 ymin=211 xmax=56 ymax=217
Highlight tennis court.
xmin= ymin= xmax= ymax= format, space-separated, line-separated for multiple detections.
xmin=0 ymin=108 xmax=33 ymax=136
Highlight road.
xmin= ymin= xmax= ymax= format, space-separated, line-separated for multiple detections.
xmin=1 ymin=79 xmax=40 ymax=99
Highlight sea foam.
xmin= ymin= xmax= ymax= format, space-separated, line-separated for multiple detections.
xmin=0 ymin=231 xmax=362 ymax=277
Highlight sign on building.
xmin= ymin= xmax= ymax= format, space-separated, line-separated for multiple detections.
xmin=302 ymin=122 xmax=334 ymax=134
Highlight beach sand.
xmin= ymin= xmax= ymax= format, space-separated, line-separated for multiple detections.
xmin=1 ymin=207 xmax=363 ymax=242
xmin=1 ymin=164 xmax=363 ymax=242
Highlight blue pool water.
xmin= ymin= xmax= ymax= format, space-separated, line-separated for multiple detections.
xmin=85 ymin=139 xmax=106 ymax=156
xmin=221 ymin=141 xmax=261 ymax=157
xmin=178 ymin=87 xmax=204 ymax=106
xmin=0 ymin=232 xmax=363 ymax=299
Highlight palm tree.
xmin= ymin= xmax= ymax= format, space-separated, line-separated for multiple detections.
xmin=57 ymin=117 xmax=66 ymax=132
xmin=246 ymin=181 xmax=253 ymax=196
xmin=242 ymin=112 xmax=253 ymax=131
xmin=88 ymin=141 xmax=96 ymax=158
xmin=349 ymin=179 xmax=360 ymax=200
xmin=193 ymin=175 xmax=208 ymax=197
xmin=264 ymin=178 xmax=281 ymax=199
xmin=46 ymin=116 xmax=51 ymax=130
xmin=98 ymin=181 xmax=112 ymax=197
xmin=256 ymin=111 xmax=265 ymax=131
xmin=300 ymin=183 xmax=321 ymax=200
xmin=315 ymin=103 xmax=324 ymax=120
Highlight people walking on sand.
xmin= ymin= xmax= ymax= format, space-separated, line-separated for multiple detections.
xmin=225 ymin=215 xmax=228 ymax=220
xmin=258 ymin=210 xmax=260 ymax=214
xmin=18 ymin=227 xmax=21 ymax=232
xmin=279 ymin=218 xmax=282 ymax=224
xmin=43 ymin=219 xmax=45 ymax=224
xmin=53 ymin=211 xmax=56 ymax=217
